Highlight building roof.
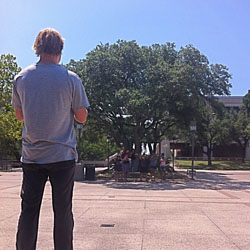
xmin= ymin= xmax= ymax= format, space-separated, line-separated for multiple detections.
xmin=216 ymin=96 xmax=243 ymax=107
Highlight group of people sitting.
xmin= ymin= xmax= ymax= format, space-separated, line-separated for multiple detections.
xmin=112 ymin=147 xmax=173 ymax=182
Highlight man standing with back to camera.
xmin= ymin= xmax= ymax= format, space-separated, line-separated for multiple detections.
xmin=12 ymin=28 xmax=89 ymax=250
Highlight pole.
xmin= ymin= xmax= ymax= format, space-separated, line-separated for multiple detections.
xmin=191 ymin=132 xmax=195 ymax=179
xmin=172 ymin=140 xmax=175 ymax=171
xmin=107 ymin=137 xmax=110 ymax=171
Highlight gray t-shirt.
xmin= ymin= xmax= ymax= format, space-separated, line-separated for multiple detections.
xmin=12 ymin=62 xmax=90 ymax=164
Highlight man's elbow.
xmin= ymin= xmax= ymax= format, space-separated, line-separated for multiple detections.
xmin=74 ymin=108 xmax=88 ymax=124
xmin=15 ymin=109 xmax=24 ymax=122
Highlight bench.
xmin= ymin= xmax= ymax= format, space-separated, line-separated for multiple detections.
xmin=113 ymin=167 xmax=175 ymax=182
xmin=127 ymin=171 xmax=141 ymax=181
xmin=0 ymin=160 xmax=21 ymax=171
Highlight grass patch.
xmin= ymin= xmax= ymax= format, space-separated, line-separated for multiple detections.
xmin=177 ymin=160 xmax=250 ymax=170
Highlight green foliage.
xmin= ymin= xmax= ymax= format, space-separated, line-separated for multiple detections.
xmin=191 ymin=103 xmax=229 ymax=166
xmin=79 ymin=137 xmax=118 ymax=161
xmin=77 ymin=118 xmax=120 ymax=160
xmin=66 ymin=41 xmax=232 ymax=153
xmin=0 ymin=54 xmax=21 ymax=110
xmin=0 ymin=110 xmax=22 ymax=159
xmin=223 ymin=92 xmax=250 ymax=163
xmin=0 ymin=54 xmax=22 ymax=159
xmin=0 ymin=41 xmax=233 ymax=160
xmin=231 ymin=109 xmax=250 ymax=162
xmin=243 ymin=89 xmax=250 ymax=115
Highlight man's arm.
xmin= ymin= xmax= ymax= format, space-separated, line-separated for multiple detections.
xmin=74 ymin=108 xmax=88 ymax=124
xmin=15 ymin=109 xmax=24 ymax=122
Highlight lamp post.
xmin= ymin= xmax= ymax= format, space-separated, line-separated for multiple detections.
xmin=190 ymin=121 xmax=196 ymax=180
xmin=107 ymin=136 xmax=110 ymax=171
xmin=172 ymin=136 xmax=177 ymax=171
xmin=76 ymin=124 xmax=83 ymax=162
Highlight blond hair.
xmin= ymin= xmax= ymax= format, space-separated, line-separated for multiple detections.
xmin=33 ymin=28 xmax=64 ymax=56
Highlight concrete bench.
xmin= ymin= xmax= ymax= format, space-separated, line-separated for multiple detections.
xmin=127 ymin=172 xmax=141 ymax=181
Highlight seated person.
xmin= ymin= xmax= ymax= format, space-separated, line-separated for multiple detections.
xmin=159 ymin=153 xmax=166 ymax=180
xmin=114 ymin=155 xmax=122 ymax=181
xmin=122 ymin=154 xmax=130 ymax=181
xmin=139 ymin=154 xmax=150 ymax=181
xmin=150 ymin=153 xmax=158 ymax=181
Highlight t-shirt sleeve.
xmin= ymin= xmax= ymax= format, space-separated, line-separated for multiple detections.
xmin=11 ymin=77 xmax=22 ymax=110
xmin=71 ymin=74 xmax=90 ymax=111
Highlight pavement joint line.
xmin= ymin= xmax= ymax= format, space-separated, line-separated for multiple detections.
xmin=180 ymin=190 xmax=194 ymax=201
xmin=3 ymin=194 xmax=242 ymax=200
xmin=75 ymin=208 xmax=90 ymax=220
xmin=0 ymin=212 xmax=19 ymax=223
xmin=103 ymin=191 xmax=111 ymax=196
xmin=0 ymin=197 xmax=20 ymax=200
xmin=0 ymin=185 xmax=21 ymax=191
xmin=216 ymin=190 xmax=241 ymax=199
xmin=74 ymin=194 xmax=241 ymax=199
xmin=141 ymin=219 xmax=146 ymax=250
xmin=72 ymin=198 xmax=249 ymax=205
xmin=2 ymin=195 xmax=245 ymax=203
xmin=201 ymin=209 xmax=242 ymax=250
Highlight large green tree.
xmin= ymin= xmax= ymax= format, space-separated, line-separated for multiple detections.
xmin=66 ymin=41 xmax=232 ymax=154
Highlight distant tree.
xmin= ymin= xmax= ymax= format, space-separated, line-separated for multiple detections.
xmin=0 ymin=54 xmax=21 ymax=109
xmin=243 ymin=90 xmax=250 ymax=115
xmin=0 ymin=54 xmax=22 ymax=159
xmin=77 ymin=117 xmax=120 ymax=160
xmin=0 ymin=110 xmax=22 ymax=159
xmin=228 ymin=92 xmax=250 ymax=163
xmin=195 ymin=102 xmax=230 ymax=166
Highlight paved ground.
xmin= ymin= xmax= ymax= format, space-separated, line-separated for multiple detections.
xmin=1 ymin=169 xmax=250 ymax=250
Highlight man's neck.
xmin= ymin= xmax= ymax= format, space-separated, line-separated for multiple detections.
xmin=39 ymin=53 xmax=61 ymax=64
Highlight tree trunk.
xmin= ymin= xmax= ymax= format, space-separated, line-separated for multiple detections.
xmin=241 ymin=151 xmax=245 ymax=163
xmin=241 ymin=143 xmax=247 ymax=163
xmin=148 ymin=143 xmax=153 ymax=155
xmin=153 ymin=142 xmax=157 ymax=154
xmin=207 ymin=147 xmax=212 ymax=166
xmin=134 ymin=133 xmax=141 ymax=155
xmin=207 ymin=152 xmax=212 ymax=166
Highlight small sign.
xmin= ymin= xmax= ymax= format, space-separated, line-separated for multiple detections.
xmin=190 ymin=121 xmax=197 ymax=131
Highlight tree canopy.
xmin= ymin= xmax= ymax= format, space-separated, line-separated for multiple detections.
xmin=66 ymin=40 xmax=232 ymax=153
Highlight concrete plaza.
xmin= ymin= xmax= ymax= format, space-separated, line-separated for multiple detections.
xmin=1 ymin=169 xmax=250 ymax=250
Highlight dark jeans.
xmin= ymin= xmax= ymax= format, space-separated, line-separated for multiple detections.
xmin=16 ymin=160 xmax=75 ymax=250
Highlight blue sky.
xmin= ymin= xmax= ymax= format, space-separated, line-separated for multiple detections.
xmin=0 ymin=0 xmax=249 ymax=95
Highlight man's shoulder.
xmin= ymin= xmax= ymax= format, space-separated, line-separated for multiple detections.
xmin=67 ymin=70 xmax=81 ymax=81
xmin=14 ymin=64 xmax=36 ymax=81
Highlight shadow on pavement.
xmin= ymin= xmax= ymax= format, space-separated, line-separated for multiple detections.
xmin=76 ymin=170 xmax=250 ymax=191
